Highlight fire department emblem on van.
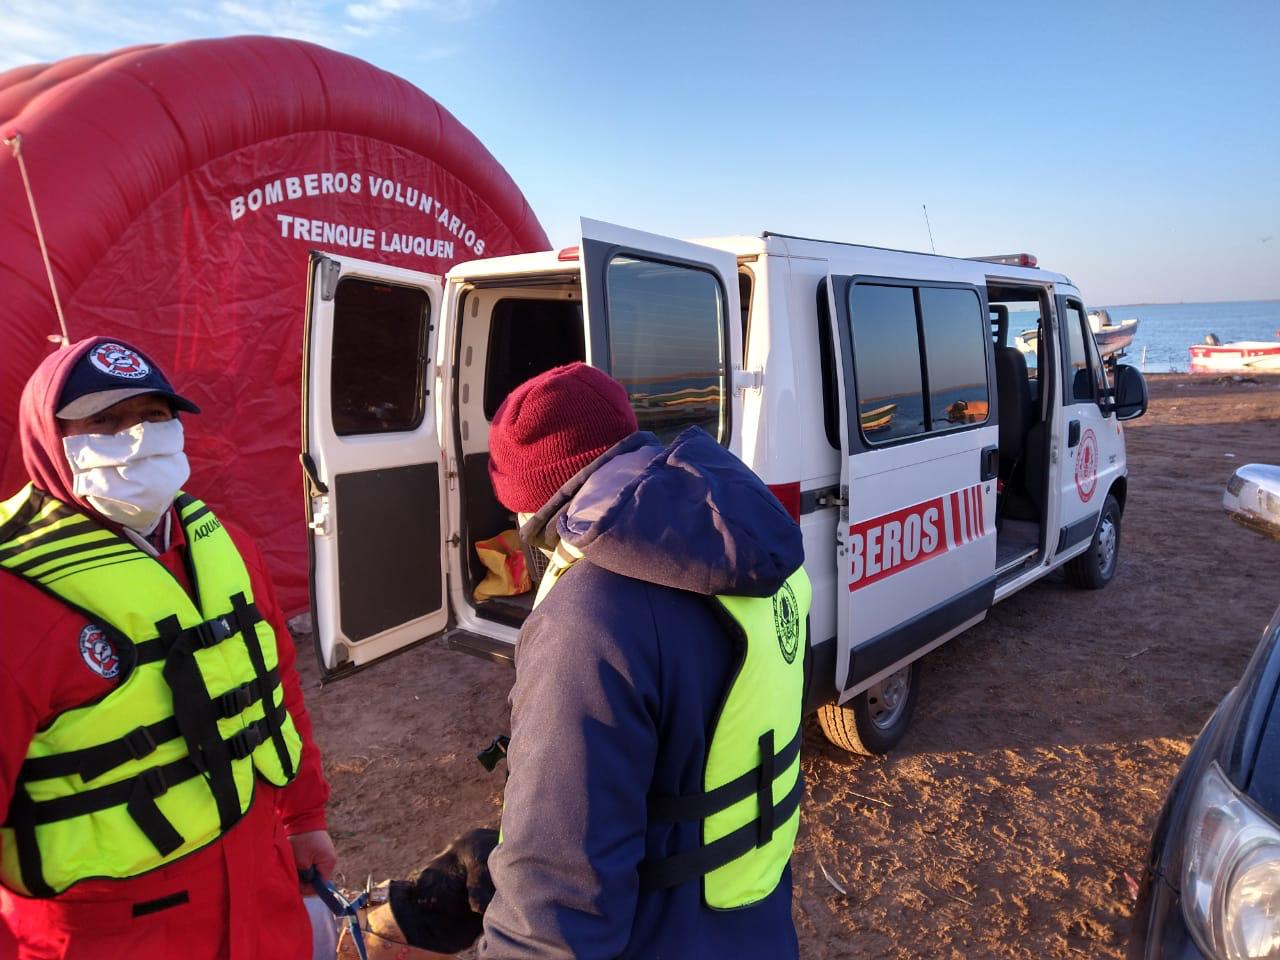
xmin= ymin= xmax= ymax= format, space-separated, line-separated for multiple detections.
xmin=774 ymin=582 xmax=801 ymax=664
xmin=1075 ymin=428 xmax=1098 ymax=502
xmin=89 ymin=342 xmax=150 ymax=380
xmin=79 ymin=624 xmax=121 ymax=679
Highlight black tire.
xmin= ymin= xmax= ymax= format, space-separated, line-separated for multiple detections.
xmin=1065 ymin=493 xmax=1121 ymax=590
xmin=816 ymin=661 xmax=920 ymax=755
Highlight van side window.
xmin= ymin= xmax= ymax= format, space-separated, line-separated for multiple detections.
xmin=848 ymin=281 xmax=989 ymax=444
xmin=606 ymin=255 xmax=726 ymax=443
xmin=330 ymin=278 xmax=428 ymax=436
xmin=920 ymin=287 xmax=989 ymax=426
xmin=1063 ymin=302 xmax=1095 ymax=402
xmin=849 ymin=284 xmax=927 ymax=442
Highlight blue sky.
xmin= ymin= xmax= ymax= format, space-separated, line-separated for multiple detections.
xmin=3 ymin=0 xmax=1277 ymax=304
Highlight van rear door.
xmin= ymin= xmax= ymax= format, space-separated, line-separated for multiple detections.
xmin=828 ymin=276 xmax=999 ymax=704
xmin=302 ymin=251 xmax=448 ymax=679
xmin=577 ymin=218 xmax=742 ymax=451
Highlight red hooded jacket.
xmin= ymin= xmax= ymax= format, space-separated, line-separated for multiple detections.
xmin=0 ymin=339 xmax=329 ymax=960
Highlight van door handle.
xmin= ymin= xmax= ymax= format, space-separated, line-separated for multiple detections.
xmin=1068 ymin=420 xmax=1081 ymax=448
xmin=980 ymin=445 xmax=998 ymax=481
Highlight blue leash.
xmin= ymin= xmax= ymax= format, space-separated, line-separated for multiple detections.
xmin=300 ymin=867 xmax=370 ymax=960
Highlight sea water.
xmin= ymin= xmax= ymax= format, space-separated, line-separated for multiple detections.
xmin=1094 ymin=300 xmax=1280 ymax=373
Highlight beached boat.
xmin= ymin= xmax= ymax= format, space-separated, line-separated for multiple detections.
xmin=1087 ymin=309 xmax=1139 ymax=357
xmin=860 ymin=402 xmax=896 ymax=431
xmin=1188 ymin=334 xmax=1280 ymax=373
xmin=1014 ymin=309 xmax=1138 ymax=359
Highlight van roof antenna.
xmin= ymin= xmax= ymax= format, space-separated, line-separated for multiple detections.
xmin=922 ymin=204 xmax=936 ymax=255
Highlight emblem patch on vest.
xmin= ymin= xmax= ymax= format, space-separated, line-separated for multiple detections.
xmin=773 ymin=582 xmax=801 ymax=664
xmin=79 ymin=624 xmax=121 ymax=679
xmin=88 ymin=342 xmax=151 ymax=380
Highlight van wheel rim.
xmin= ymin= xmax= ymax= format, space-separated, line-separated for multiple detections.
xmin=867 ymin=667 xmax=910 ymax=730
xmin=1097 ymin=515 xmax=1117 ymax=576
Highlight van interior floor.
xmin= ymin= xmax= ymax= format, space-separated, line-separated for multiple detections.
xmin=476 ymin=593 xmax=535 ymax=627
xmin=996 ymin=517 xmax=1040 ymax=575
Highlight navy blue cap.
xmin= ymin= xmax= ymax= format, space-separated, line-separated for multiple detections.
xmin=56 ymin=340 xmax=200 ymax=420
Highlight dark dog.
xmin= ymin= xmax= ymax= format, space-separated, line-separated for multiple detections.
xmin=387 ymin=828 xmax=499 ymax=954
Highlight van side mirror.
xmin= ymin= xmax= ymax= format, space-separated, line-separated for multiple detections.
xmin=1224 ymin=464 xmax=1280 ymax=542
xmin=1111 ymin=363 xmax=1147 ymax=421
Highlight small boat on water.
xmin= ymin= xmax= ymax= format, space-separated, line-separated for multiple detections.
xmin=1188 ymin=332 xmax=1280 ymax=373
xmin=1013 ymin=308 xmax=1138 ymax=359
xmin=860 ymin=402 xmax=896 ymax=432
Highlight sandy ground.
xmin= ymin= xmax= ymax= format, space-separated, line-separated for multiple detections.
xmin=295 ymin=373 xmax=1280 ymax=958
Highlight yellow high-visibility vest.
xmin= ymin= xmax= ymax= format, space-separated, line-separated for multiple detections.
xmin=533 ymin=542 xmax=811 ymax=908
xmin=0 ymin=485 xmax=302 ymax=897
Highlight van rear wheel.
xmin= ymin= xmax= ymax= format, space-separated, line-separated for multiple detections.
xmin=1065 ymin=494 xmax=1121 ymax=590
xmin=816 ymin=662 xmax=920 ymax=755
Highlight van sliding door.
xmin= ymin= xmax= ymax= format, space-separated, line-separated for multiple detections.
xmin=302 ymin=252 xmax=448 ymax=679
xmin=828 ymin=276 xmax=999 ymax=705
xmin=577 ymin=218 xmax=743 ymax=453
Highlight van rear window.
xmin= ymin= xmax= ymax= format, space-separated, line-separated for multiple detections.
xmin=606 ymin=255 xmax=726 ymax=443
xmin=330 ymin=278 xmax=429 ymax=436
xmin=848 ymin=280 xmax=989 ymax=445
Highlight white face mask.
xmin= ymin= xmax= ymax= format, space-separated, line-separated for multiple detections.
xmin=63 ymin=419 xmax=190 ymax=533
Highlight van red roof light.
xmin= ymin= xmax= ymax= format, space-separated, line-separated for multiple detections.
xmin=970 ymin=253 xmax=1039 ymax=268
xmin=557 ymin=245 xmax=580 ymax=261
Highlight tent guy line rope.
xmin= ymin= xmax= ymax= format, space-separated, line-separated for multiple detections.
xmin=3 ymin=133 xmax=70 ymax=348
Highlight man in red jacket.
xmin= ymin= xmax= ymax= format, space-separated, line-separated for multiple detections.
xmin=0 ymin=337 xmax=333 ymax=960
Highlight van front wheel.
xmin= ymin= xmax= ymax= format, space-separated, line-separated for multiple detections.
xmin=1065 ymin=494 xmax=1121 ymax=590
xmin=816 ymin=662 xmax=919 ymax=755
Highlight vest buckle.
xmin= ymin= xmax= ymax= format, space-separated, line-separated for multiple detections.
xmin=139 ymin=766 xmax=169 ymax=798
xmin=215 ymin=682 xmax=255 ymax=718
xmin=123 ymin=725 xmax=159 ymax=761
xmin=193 ymin=617 xmax=232 ymax=648
xmin=228 ymin=722 xmax=266 ymax=761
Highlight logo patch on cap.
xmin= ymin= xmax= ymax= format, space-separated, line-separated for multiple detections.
xmin=79 ymin=624 xmax=121 ymax=679
xmin=89 ymin=342 xmax=150 ymax=380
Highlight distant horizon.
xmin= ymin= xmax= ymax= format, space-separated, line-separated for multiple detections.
xmin=1102 ymin=298 xmax=1280 ymax=308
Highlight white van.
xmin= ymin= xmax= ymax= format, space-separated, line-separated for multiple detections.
xmin=299 ymin=219 xmax=1149 ymax=753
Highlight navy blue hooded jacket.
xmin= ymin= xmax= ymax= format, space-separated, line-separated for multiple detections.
xmin=479 ymin=427 xmax=806 ymax=960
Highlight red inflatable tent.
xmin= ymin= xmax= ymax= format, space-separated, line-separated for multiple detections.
xmin=0 ymin=36 xmax=549 ymax=614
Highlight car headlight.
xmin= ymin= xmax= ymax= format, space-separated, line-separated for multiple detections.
xmin=1182 ymin=761 xmax=1280 ymax=959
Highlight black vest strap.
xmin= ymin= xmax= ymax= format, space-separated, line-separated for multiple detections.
xmin=646 ymin=725 xmax=802 ymax=824
xmin=5 ymin=704 xmax=286 ymax=868
xmin=126 ymin=767 xmax=186 ymax=857
xmin=637 ymin=772 xmax=804 ymax=894
xmin=18 ymin=666 xmax=281 ymax=786
xmin=20 ymin=718 xmax=181 ymax=784
xmin=159 ymin=616 xmax=242 ymax=832
xmin=230 ymin=592 xmax=294 ymax=780
xmin=4 ymin=788 xmax=54 ymax=899
xmin=133 ymin=601 xmax=263 ymax=666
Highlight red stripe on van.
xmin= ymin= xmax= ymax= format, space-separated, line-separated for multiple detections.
xmin=767 ymin=482 xmax=801 ymax=522
xmin=848 ymin=495 xmax=948 ymax=591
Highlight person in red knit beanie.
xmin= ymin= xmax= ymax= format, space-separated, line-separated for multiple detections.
xmin=463 ymin=362 xmax=807 ymax=960
xmin=488 ymin=362 xmax=638 ymax=515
